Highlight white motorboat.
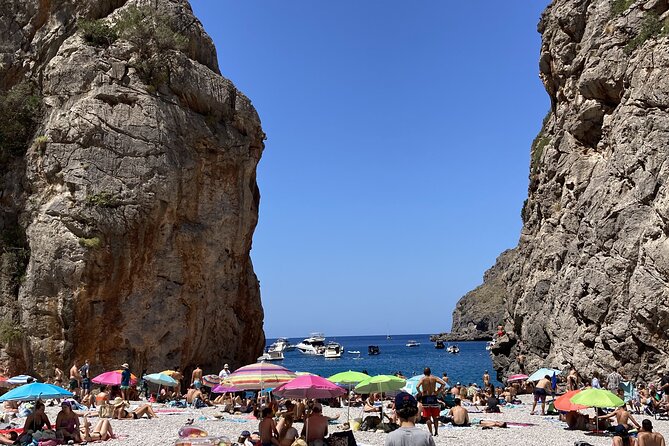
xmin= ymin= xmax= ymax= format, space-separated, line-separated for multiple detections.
xmin=447 ymin=344 xmax=460 ymax=354
xmin=268 ymin=337 xmax=290 ymax=353
xmin=406 ymin=340 xmax=420 ymax=347
xmin=324 ymin=342 xmax=343 ymax=359
xmin=485 ymin=340 xmax=495 ymax=351
xmin=257 ymin=350 xmax=284 ymax=361
xmin=295 ymin=333 xmax=326 ymax=355
xmin=347 ymin=350 xmax=362 ymax=359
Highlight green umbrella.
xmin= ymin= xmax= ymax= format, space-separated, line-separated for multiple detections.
xmin=328 ymin=371 xmax=371 ymax=421
xmin=327 ymin=371 xmax=370 ymax=385
xmin=570 ymin=388 xmax=624 ymax=408
xmin=354 ymin=374 xmax=406 ymax=394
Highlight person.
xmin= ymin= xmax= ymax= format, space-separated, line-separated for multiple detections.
xmin=80 ymin=414 xmax=115 ymax=441
xmin=171 ymin=366 xmax=184 ymax=395
xmin=446 ymin=398 xmax=469 ymax=426
xmin=219 ymin=364 xmax=231 ymax=380
xmin=483 ymin=370 xmax=490 ymax=388
xmin=191 ymin=365 xmax=203 ymax=389
xmin=636 ymin=419 xmax=665 ymax=446
xmin=660 ymin=372 xmax=669 ymax=396
xmin=363 ymin=393 xmax=383 ymax=418
xmin=531 ymin=375 xmax=552 ymax=415
xmin=416 ymin=367 xmax=447 ymax=436
xmin=80 ymin=359 xmax=91 ymax=399
xmin=54 ymin=366 xmax=64 ymax=388
xmin=69 ymin=362 xmax=81 ymax=397
xmin=567 ymin=368 xmax=579 ymax=391
xmin=564 ymin=410 xmax=589 ymax=430
xmin=592 ymin=372 xmax=601 ymax=389
xmin=55 ymin=401 xmax=82 ymax=444
xmin=120 ymin=363 xmax=131 ymax=401
xmin=607 ymin=369 xmax=624 ymax=393
xmin=442 ymin=372 xmax=450 ymax=386
xmin=485 ymin=388 xmax=500 ymax=413
xmin=23 ymin=400 xmax=51 ymax=433
xmin=277 ymin=414 xmax=298 ymax=446
xmin=598 ymin=405 xmax=641 ymax=445
xmin=384 ymin=392 xmax=435 ymax=446
xmin=138 ymin=369 xmax=149 ymax=400
xmin=516 ymin=353 xmax=526 ymax=373
xmin=301 ymin=403 xmax=328 ymax=446
xmin=259 ymin=407 xmax=280 ymax=446
xmin=112 ymin=397 xmax=158 ymax=419
xmin=0 ymin=432 xmax=18 ymax=445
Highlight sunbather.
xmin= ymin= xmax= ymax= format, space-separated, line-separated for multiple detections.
xmin=112 ymin=397 xmax=158 ymax=419
xmin=80 ymin=414 xmax=115 ymax=441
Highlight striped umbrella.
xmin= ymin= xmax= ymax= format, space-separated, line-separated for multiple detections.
xmin=225 ymin=362 xmax=296 ymax=391
xmin=202 ymin=374 xmax=220 ymax=387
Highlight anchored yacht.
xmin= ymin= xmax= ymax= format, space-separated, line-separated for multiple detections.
xmin=295 ymin=333 xmax=326 ymax=355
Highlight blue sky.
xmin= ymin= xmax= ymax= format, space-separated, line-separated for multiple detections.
xmin=189 ymin=1 xmax=552 ymax=338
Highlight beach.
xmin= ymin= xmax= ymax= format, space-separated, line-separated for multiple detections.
xmin=15 ymin=395 xmax=667 ymax=446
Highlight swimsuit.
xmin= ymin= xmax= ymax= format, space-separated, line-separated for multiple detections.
xmin=69 ymin=379 xmax=79 ymax=390
xmin=194 ymin=379 xmax=202 ymax=389
xmin=534 ymin=388 xmax=547 ymax=402
xmin=421 ymin=395 xmax=440 ymax=418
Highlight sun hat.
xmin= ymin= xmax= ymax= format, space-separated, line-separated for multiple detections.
xmin=394 ymin=391 xmax=417 ymax=410
xmin=112 ymin=397 xmax=127 ymax=407
xmin=121 ymin=363 xmax=129 ymax=369
xmin=224 ymin=364 xmax=229 ymax=368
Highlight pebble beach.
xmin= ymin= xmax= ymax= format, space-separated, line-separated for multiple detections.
xmin=12 ymin=395 xmax=667 ymax=446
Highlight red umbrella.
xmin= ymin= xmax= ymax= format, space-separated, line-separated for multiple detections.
xmin=554 ymin=390 xmax=588 ymax=412
xmin=92 ymin=370 xmax=138 ymax=386
xmin=273 ymin=375 xmax=347 ymax=399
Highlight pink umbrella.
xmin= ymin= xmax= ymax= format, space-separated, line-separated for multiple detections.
xmin=507 ymin=374 xmax=529 ymax=382
xmin=92 ymin=370 xmax=138 ymax=386
xmin=212 ymin=384 xmax=240 ymax=394
xmin=273 ymin=375 xmax=347 ymax=399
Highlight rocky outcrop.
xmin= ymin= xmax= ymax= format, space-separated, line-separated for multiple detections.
xmin=492 ymin=0 xmax=669 ymax=382
xmin=0 ymin=0 xmax=265 ymax=377
xmin=432 ymin=250 xmax=513 ymax=342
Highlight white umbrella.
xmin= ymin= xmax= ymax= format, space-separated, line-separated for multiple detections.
xmin=143 ymin=373 xmax=178 ymax=387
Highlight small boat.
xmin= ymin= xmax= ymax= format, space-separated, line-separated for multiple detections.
xmin=435 ymin=340 xmax=445 ymax=349
xmin=447 ymin=344 xmax=460 ymax=354
xmin=406 ymin=340 xmax=420 ymax=347
xmin=295 ymin=333 xmax=326 ymax=355
xmin=257 ymin=350 xmax=284 ymax=361
xmin=386 ymin=334 xmax=391 ymax=340
xmin=324 ymin=342 xmax=343 ymax=359
xmin=368 ymin=345 xmax=380 ymax=355
xmin=347 ymin=350 xmax=362 ymax=359
xmin=485 ymin=340 xmax=495 ymax=351
xmin=267 ymin=337 xmax=290 ymax=353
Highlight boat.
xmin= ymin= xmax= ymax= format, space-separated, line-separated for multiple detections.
xmin=323 ymin=342 xmax=343 ymax=359
xmin=406 ymin=340 xmax=420 ymax=347
xmin=386 ymin=334 xmax=391 ymax=340
xmin=257 ymin=350 xmax=284 ymax=361
xmin=347 ymin=350 xmax=362 ymax=359
xmin=485 ymin=340 xmax=495 ymax=351
xmin=295 ymin=333 xmax=326 ymax=355
xmin=447 ymin=344 xmax=460 ymax=354
xmin=267 ymin=337 xmax=290 ymax=353
xmin=435 ymin=340 xmax=445 ymax=349
xmin=368 ymin=345 xmax=380 ymax=355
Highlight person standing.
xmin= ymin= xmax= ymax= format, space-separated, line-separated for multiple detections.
xmin=219 ymin=364 xmax=231 ymax=381
xmin=531 ymin=375 xmax=552 ymax=415
xmin=120 ymin=363 xmax=131 ymax=402
xmin=591 ymin=371 xmax=601 ymax=389
xmin=385 ymin=392 xmax=435 ymax=446
xmin=69 ymin=362 xmax=81 ymax=398
xmin=567 ymin=368 xmax=579 ymax=391
xmin=191 ymin=365 xmax=203 ymax=389
xmin=54 ymin=366 xmax=64 ymax=388
xmin=416 ymin=367 xmax=447 ymax=436
xmin=483 ymin=370 xmax=490 ymax=388
xmin=660 ymin=371 xmax=669 ymax=396
xmin=80 ymin=359 xmax=91 ymax=398
xmin=607 ymin=369 xmax=624 ymax=393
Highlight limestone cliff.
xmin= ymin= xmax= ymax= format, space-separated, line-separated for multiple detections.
xmin=0 ymin=0 xmax=265 ymax=377
xmin=492 ymin=0 xmax=669 ymax=382
xmin=432 ymin=250 xmax=513 ymax=342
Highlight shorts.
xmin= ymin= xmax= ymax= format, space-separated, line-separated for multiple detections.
xmin=82 ymin=378 xmax=91 ymax=391
xmin=534 ymin=388 xmax=547 ymax=402
xmin=69 ymin=379 xmax=79 ymax=390
xmin=120 ymin=385 xmax=130 ymax=390
xmin=194 ymin=379 xmax=201 ymax=389
xmin=422 ymin=406 xmax=440 ymax=418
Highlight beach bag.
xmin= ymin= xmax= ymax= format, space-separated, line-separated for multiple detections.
xmin=359 ymin=416 xmax=380 ymax=431
xmin=327 ymin=431 xmax=356 ymax=446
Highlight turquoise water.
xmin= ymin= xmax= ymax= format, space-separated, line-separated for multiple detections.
xmin=267 ymin=334 xmax=501 ymax=387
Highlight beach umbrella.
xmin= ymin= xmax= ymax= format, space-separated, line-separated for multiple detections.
xmin=554 ymin=390 xmax=588 ymax=412
xmin=528 ymin=368 xmax=562 ymax=382
xmin=274 ymin=375 xmax=347 ymax=399
xmin=507 ymin=374 xmax=529 ymax=382
xmin=226 ymin=362 xmax=296 ymax=391
xmin=92 ymin=370 xmax=137 ymax=386
xmin=0 ymin=382 xmax=73 ymax=402
xmin=143 ymin=373 xmax=177 ymax=387
xmin=202 ymin=374 xmax=220 ymax=387
xmin=570 ymin=388 xmax=624 ymax=408
xmin=401 ymin=375 xmax=423 ymax=396
xmin=327 ymin=371 xmax=370 ymax=385
xmin=354 ymin=375 xmax=406 ymax=394
xmin=212 ymin=384 xmax=240 ymax=394
xmin=7 ymin=375 xmax=34 ymax=385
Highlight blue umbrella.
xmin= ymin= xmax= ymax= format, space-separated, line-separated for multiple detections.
xmin=401 ymin=375 xmax=423 ymax=396
xmin=551 ymin=372 xmax=557 ymax=392
xmin=528 ymin=368 xmax=562 ymax=382
xmin=0 ymin=382 xmax=73 ymax=402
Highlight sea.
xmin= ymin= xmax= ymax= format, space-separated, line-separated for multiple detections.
xmin=266 ymin=334 xmax=502 ymax=387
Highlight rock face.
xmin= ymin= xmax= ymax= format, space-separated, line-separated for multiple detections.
xmin=491 ymin=0 xmax=669 ymax=382
xmin=433 ymin=250 xmax=513 ymax=342
xmin=0 ymin=0 xmax=265 ymax=377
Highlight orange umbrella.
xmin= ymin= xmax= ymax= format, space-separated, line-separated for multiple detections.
xmin=554 ymin=389 xmax=588 ymax=412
